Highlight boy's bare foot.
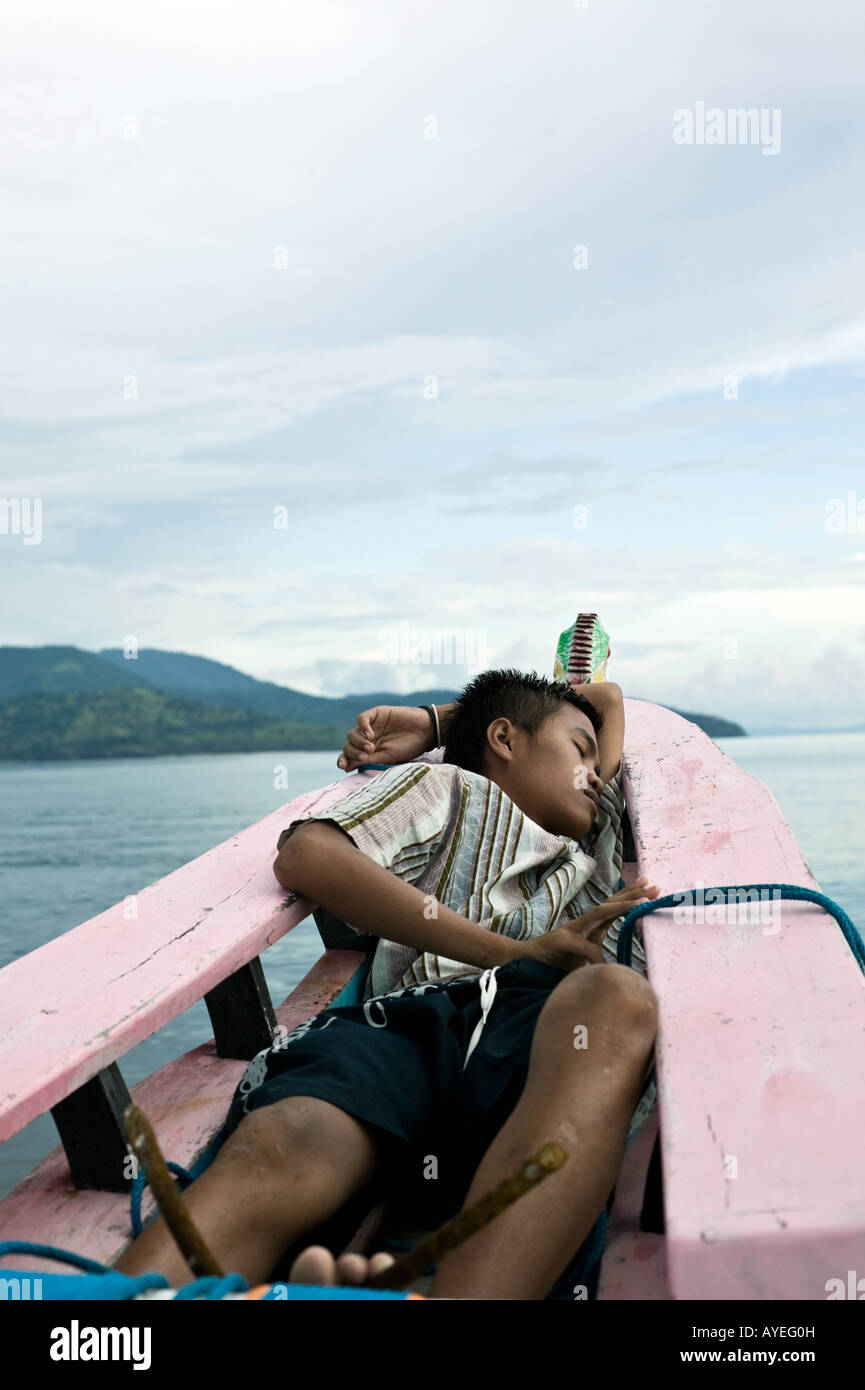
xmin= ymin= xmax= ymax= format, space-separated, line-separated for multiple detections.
xmin=288 ymin=1244 xmax=396 ymax=1287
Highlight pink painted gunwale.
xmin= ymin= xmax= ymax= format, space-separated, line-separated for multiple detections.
xmin=620 ymin=698 xmax=865 ymax=1301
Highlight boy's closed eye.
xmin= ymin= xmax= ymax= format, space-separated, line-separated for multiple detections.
xmin=573 ymin=735 xmax=601 ymax=780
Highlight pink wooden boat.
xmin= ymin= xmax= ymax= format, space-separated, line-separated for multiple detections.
xmin=2 ymin=661 xmax=864 ymax=1298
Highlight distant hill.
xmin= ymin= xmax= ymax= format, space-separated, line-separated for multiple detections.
xmin=0 ymin=646 xmax=156 ymax=700
xmin=0 ymin=644 xmax=746 ymax=759
xmin=663 ymin=708 xmax=745 ymax=738
xmin=0 ymin=689 xmax=346 ymax=761
xmin=98 ymin=647 xmax=457 ymax=724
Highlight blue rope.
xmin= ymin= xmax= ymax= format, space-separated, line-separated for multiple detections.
xmin=0 ymin=1240 xmax=248 ymax=1299
xmin=129 ymin=1162 xmax=194 ymax=1239
xmin=616 ymin=884 xmax=865 ymax=973
xmin=0 ymin=1240 xmax=113 ymax=1274
xmin=174 ymin=1273 xmax=248 ymax=1299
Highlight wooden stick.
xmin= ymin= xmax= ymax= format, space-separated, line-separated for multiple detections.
xmin=365 ymin=1141 xmax=568 ymax=1290
xmin=123 ymin=1102 xmax=224 ymax=1280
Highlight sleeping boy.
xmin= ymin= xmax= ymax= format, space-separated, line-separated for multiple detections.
xmin=116 ymin=669 xmax=658 ymax=1298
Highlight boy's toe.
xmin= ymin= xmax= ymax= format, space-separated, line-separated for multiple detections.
xmin=335 ymin=1252 xmax=368 ymax=1284
xmin=289 ymin=1244 xmax=337 ymax=1285
xmin=335 ymin=1251 xmax=395 ymax=1283
xmin=288 ymin=1245 xmax=397 ymax=1289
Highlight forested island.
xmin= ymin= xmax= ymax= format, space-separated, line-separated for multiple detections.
xmin=0 ymin=646 xmax=746 ymax=761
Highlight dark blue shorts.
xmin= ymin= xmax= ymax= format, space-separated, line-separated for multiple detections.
xmin=220 ymin=956 xmax=570 ymax=1221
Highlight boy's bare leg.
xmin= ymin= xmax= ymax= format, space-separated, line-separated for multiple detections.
xmin=113 ymin=1094 xmax=383 ymax=1287
xmin=114 ymin=967 xmax=655 ymax=1296
xmin=428 ymin=963 xmax=657 ymax=1300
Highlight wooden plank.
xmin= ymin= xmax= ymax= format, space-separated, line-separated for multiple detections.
xmin=621 ymin=698 xmax=865 ymax=1300
xmin=0 ymin=773 xmax=367 ymax=1144
xmin=204 ymin=957 xmax=277 ymax=1060
xmin=50 ymin=1065 xmax=134 ymax=1193
xmin=0 ymin=950 xmax=364 ymax=1273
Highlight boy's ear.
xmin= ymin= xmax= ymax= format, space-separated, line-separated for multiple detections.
xmin=485 ymin=716 xmax=516 ymax=764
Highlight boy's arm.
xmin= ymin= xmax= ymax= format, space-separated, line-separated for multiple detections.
xmin=275 ymin=820 xmax=522 ymax=970
xmin=337 ymin=703 xmax=456 ymax=772
xmin=275 ymin=820 xmax=651 ymax=975
xmin=569 ymin=681 xmax=624 ymax=785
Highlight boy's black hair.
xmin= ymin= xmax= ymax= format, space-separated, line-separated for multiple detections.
xmin=442 ymin=668 xmax=604 ymax=775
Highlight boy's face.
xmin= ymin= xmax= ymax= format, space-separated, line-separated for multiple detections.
xmin=481 ymin=704 xmax=604 ymax=842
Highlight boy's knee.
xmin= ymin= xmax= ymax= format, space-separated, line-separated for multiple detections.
xmin=548 ymin=963 xmax=658 ymax=1032
xmin=228 ymin=1095 xmax=334 ymax=1163
xmin=598 ymin=963 xmax=657 ymax=1019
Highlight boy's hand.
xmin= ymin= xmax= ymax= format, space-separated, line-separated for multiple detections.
xmin=519 ymin=877 xmax=660 ymax=973
xmin=337 ymin=705 xmax=433 ymax=771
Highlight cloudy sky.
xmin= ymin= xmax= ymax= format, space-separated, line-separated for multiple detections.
xmin=1 ymin=0 xmax=864 ymax=730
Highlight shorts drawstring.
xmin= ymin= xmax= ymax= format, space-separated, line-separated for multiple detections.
xmin=462 ymin=967 xmax=499 ymax=1070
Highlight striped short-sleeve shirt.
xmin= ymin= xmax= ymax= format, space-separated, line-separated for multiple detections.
xmin=277 ymin=752 xmax=646 ymax=1000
